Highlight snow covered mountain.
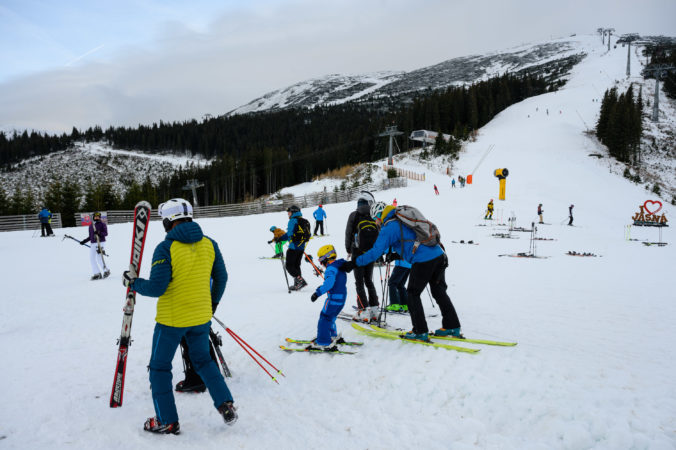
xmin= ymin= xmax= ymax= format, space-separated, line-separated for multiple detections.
xmin=2 ymin=31 xmax=675 ymax=448
xmin=229 ymin=38 xmax=586 ymax=115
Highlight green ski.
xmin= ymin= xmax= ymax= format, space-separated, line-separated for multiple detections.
xmin=351 ymin=323 xmax=479 ymax=354
xmin=279 ymin=345 xmax=356 ymax=355
xmin=369 ymin=324 xmax=517 ymax=347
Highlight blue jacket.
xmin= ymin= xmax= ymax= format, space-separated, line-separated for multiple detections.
xmin=315 ymin=259 xmax=347 ymax=302
xmin=395 ymin=258 xmax=412 ymax=269
xmin=356 ymin=210 xmax=443 ymax=266
xmin=279 ymin=211 xmax=307 ymax=251
xmin=38 ymin=208 xmax=52 ymax=223
xmin=313 ymin=207 xmax=327 ymax=221
xmin=132 ymin=221 xmax=227 ymax=310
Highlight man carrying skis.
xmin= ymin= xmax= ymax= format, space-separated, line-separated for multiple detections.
xmin=80 ymin=212 xmax=109 ymax=280
xmin=277 ymin=205 xmax=310 ymax=290
xmin=121 ymin=198 xmax=237 ymax=434
xmin=313 ymin=204 xmax=327 ymax=236
xmin=341 ymin=204 xmax=462 ymax=342
xmin=306 ymin=245 xmax=348 ymax=352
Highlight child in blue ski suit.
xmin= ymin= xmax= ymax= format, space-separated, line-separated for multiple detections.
xmin=308 ymin=245 xmax=347 ymax=350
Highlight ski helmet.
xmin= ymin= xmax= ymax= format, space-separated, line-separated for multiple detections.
xmin=287 ymin=205 xmax=300 ymax=213
xmin=357 ymin=191 xmax=375 ymax=206
xmin=370 ymin=201 xmax=387 ymax=220
xmin=93 ymin=212 xmax=102 ymax=220
xmin=317 ymin=244 xmax=337 ymax=265
xmin=159 ymin=198 xmax=193 ymax=232
xmin=270 ymin=226 xmax=277 ymax=232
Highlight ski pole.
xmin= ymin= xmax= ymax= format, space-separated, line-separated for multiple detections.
xmin=63 ymin=234 xmax=90 ymax=248
xmin=96 ymin=234 xmax=108 ymax=271
xmin=378 ymin=262 xmax=391 ymax=327
xmin=425 ymin=286 xmax=436 ymax=309
xmin=270 ymin=243 xmax=291 ymax=292
xmin=213 ymin=316 xmax=284 ymax=383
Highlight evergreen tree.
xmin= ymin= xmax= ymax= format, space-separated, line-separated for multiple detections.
xmin=60 ymin=180 xmax=81 ymax=227
xmin=0 ymin=185 xmax=7 ymax=215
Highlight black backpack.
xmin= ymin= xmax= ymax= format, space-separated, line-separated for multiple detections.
xmin=355 ymin=215 xmax=378 ymax=252
xmin=292 ymin=217 xmax=311 ymax=246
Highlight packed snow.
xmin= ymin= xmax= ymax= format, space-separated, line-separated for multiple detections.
xmin=1 ymin=34 xmax=675 ymax=449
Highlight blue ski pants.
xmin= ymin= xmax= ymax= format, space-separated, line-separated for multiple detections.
xmin=316 ymin=296 xmax=345 ymax=346
xmin=149 ymin=321 xmax=233 ymax=424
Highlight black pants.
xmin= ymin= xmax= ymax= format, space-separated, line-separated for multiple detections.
xmin=179 ymin=335 xmax=218 ymax=383
xmin=406 ymin=255 xmax=460 ymax=334
xmin=286 ymin=248 xmax=304 ymax=278
xmin=354 ymin=262 xmax=378 ymax=309
xmin=568 ymin=215 xmax=573 ymax=225
xmin=313 ymin=221 xmax=324 ymax=235
xmin=388 ymin=265 xmax=410 ymax=306
xmin=41 ymin=223 xmax=53 ymax=236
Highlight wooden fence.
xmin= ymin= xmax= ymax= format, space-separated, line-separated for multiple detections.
xmin=71 ymin=177 xmax=408 ymax=225
xmin=0 ymin=213 xmax=63 ymax=232
xmin=383 ymin=165 xmax=425 ymax=181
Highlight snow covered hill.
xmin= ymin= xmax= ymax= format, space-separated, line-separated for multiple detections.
xmin=0 ymin=141 xmax=209 ymax=200
xmin=1 ymin=34 xmax=675 ymax=449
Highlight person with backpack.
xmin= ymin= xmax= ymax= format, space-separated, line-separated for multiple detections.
xmin=485 ymin=199 xmax=494 ymax=220
xmin=277 ymin=205 xmax=310 ymax=290
xmin=344 ymin=192 xmax=379 ymax=322
xmin=121 ymin=198 xmax=236 ymax=434
xmin=312 ymin=205 xmax=327 ymax=236
xmin=267 ymin=226 xmax=288 ymax=258
xmin=79 ymin=212 xmax=110 ymax=280
xmin=341 ymin=204 xmax=462 ymax=342
xmin=306 ymin=244 xmax=349 ymax=352
xmin=37 ymin=207 xmax=55 ymax=237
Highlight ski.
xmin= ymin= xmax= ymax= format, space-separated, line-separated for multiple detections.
xmin=351 ymin=323 xmax=479 ymax=354
xmin=110 ymin=201 xmax=152 ymax=408
xmin=279 ymin=345 xmax=356 ymax=355
xmin=351 ymin=305 xmax=438 ymax=318
xmin=285 ymin=337 xmax=363 ymax=346
xmin=369 ymin=324 xmax=517 ymax=347
xmin=210 ymin=329 xmax=232 ymax=378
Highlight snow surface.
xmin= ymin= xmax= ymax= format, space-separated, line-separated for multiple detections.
xmin=2 ymin=34 xmax=676 ymax=449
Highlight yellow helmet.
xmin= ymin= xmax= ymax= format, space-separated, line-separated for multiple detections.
xmin=317 ymin=244 xmax=337 ymax=265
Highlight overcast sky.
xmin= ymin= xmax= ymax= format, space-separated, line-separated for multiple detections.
xmin=1 ymin=0 xmax=674 ymax=133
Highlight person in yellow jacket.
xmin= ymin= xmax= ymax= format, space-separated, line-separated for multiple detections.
xmin=122 ymin=198 xmax=236 ymax=434
xmin=485 ymin=199 xmax=494 ymax=220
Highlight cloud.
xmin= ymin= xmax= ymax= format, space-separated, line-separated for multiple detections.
xmin=1 ymin=0 xmax=674 ymax=133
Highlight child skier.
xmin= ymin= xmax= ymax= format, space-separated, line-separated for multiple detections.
xmin=267 ymin=226 xmax=287 ymax=258
xmin=307 ymin=245 xmax=348 ymax=351
xmin=485 ymin=199 xmax=494 ymax=220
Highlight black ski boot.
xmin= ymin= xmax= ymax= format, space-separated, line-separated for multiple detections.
xmin=144 ymin=417 xmax=180 ymax=434
xmin=175 ymin=378 xmax=206 ymax=393
xmin=218 ymin=401 xmax=238 ymax=425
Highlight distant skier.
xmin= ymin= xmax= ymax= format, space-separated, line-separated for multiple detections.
xmin=568 ymin=204 xmax=574 ymax=226
xmin=121 ymin=198 xmax=236 ymax=434
xmin=307 ymin=244 xmax=348 ymax=352
xmin=451 ymin=178 xmax=456 ymax=188
xmin=267 ymin=226 xmax=287 ymax=258
xmin=37 ymin=207 xmax=54 ymax=237
xmin=485 ymin=199 xmax=494 ymax=220
xmin=392 ymin=198 xmax=398 ymax=207
xmin=433 ymin=184 xmax=439 ymax=195
xmin=537 ymin=203 xmax=544 ymax=224
xmin=79 ymin=212 xmax=109 ymax=280
xmin=277 ymin=205 xmax=311 ymax=290
xmin=312 ymin=204 xmax=327 ymax=236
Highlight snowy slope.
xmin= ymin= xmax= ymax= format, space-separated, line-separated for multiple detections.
xmin=1 ymin=34 xmax=676 ymax=449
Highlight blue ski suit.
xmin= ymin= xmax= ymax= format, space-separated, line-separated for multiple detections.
xmin=313 ymin=259 xmax=348 ymax=345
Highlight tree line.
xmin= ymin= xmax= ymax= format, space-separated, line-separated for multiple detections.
xmin=2 ymin=72 xmax=556 ymax=220
xmin=595 ymin=85 xmax=643 ymax=164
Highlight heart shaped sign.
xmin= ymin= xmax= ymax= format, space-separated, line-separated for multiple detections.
xmin=643 ymin=200 xmax=663 ymax=215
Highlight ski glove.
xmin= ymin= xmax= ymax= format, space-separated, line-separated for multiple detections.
xmin=79 ymin=239 xmax=87 ymax=245
xmin=267 ymin=239 xmax=274 ymax=244
xmin=310 ymin=293 xmax=319 ymax=302
xmin=385 ymin=252 xmax=401 ymax=263
xmin=122 ymin=267 xmax=138 ymax=287
xmin=339 ymin=261 xmax=355 ymax=273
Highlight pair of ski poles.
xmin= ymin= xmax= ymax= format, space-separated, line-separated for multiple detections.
xmin=212 ymin=316 xmax=284 ymax=384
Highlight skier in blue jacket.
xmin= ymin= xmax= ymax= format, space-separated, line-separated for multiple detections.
xmin=277 ymin=205 xmax=309 ymax=290
xmin=307 ymin=244 xmax=348 ymax=351
xmin=312 ymin=205 xmax=327 ymax=236
xmin=37 ymin=207 xmax=54 ymax=237
xmin=342 ymin=205 xmax=462 ymax=342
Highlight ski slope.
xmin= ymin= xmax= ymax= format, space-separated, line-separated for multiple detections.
xmin=1 ymin=34 xmax=675 ymax=449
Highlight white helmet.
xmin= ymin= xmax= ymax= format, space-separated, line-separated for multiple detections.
xmin=159 ymin=198 xmax=193 ymax=231
xmin=357 ymin=190 xmax=375 ymax=206
xmin=370 ymin=201 xmax=387 ymax=220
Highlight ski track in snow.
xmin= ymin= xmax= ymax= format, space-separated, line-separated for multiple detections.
xmin=1 ymin=34 xmax=676 ymax=449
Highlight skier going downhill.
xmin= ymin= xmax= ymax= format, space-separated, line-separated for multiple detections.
xmin=307 ymin=244 xmax=349 ymax=352
xmin=121 ymin=198 xmax=237 ymax=434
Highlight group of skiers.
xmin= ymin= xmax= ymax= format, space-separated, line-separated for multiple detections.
xmin=482 ymin=200 xmax=574 ymax=225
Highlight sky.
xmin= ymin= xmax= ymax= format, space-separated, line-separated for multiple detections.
xmin=0 ymin=0 xmax=675 ymax=134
